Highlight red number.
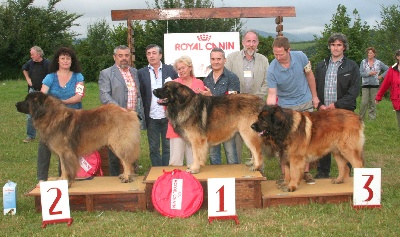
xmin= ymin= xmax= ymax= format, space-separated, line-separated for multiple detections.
xmin=216 ymin=185 xmax=226 ymax=212
xmin=362 ymin=175 xmax=374 ymax=202
xmin=47 ymin=188 xmax=62 ymax=215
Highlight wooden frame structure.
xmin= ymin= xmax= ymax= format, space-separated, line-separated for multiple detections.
xmin=111 ymin=7 xmax=296 ymax=66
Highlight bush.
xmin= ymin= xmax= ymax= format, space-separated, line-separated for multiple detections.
xmin=79 ymin=55 xmax=114 ymax=83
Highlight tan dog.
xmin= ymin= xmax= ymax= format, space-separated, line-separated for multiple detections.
xmin=251 ymin=105 xmax=365 ymax=192
xmin=153 ymin=81 xmax=265 ymax=174
xmin=16 ymin=92 xmax=140 ymax=185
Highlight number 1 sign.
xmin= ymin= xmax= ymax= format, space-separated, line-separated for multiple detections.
xmin=353 ymin=168 xmax=381 ymax=208
xmin=207 ymin=178 xmax=239 ymax=224
xmin=40 ymin=180 xmax=73 ymax=228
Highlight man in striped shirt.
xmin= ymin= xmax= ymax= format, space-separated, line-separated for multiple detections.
xmin=99 ymin=45 xmax=144 ymax=176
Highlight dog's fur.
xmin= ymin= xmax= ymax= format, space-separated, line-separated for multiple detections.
xmin=16 ymin=92 xmax=140 ymax=185
xmin=251 ymin=105 xmax=365 ymax=192
xmin=153 ymin=81 xmax=265 ymax=173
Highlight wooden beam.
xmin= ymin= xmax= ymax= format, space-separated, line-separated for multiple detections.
xmin=111 ymin=7 xmax=296 ymax=21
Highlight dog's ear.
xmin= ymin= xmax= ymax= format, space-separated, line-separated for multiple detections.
xmin=175 ymin=84 xmax=194 ymax=105
xmin=271 ymin=106 xmax=288 ymax=131
xmin=30 ymin=92 xmax=48 ymax=119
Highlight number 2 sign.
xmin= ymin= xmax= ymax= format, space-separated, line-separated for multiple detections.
xmin=40 ymin=180 xmax=73 ymax=228
xmin=207 ymin=178 xmax=239 ymax=224
xmin=353 ymin=168 xmax=381 ymax=208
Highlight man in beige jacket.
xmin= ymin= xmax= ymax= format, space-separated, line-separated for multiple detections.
xmin=225 ymin=30 xmax=269 ymax=163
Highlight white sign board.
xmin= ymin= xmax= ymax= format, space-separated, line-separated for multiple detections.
xmin=164 ymin=32 xmax=240 ymax=77
xmin=353 ymin=168 xmax=381 ymax=208
xmin=207 ymin=178 xmax=236 ymax=217
xmin=40 ymin=180 xmax=71 ymax=223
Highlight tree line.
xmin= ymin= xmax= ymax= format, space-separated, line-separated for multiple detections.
xmin=1 ymin=0 xmax=399 ymax=82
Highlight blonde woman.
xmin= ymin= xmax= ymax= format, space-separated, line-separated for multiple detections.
xmin=167 ymin=56 xmax=205 ymax=166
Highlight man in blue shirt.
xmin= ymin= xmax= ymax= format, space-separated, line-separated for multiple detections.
xmin=199 ymin=47 xmax=240 ymax=165
xmin=266 ymin=36 xmax=319 ymax=184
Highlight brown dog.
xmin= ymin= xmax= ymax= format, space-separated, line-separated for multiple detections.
xmin=251 ymin=105 xmax=365 ymax=192
xmin=16 ymin=92 xmax=140 ymax=185
xmin=153 ymin=81 xmax=265 ymax=174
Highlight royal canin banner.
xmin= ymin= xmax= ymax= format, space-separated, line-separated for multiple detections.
xmin=164 ymin=32 xmax=240 ymax=77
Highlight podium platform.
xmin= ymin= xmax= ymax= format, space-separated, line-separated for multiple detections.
xmin=25 ymin=165 xmax=354 ymax=213
xmin=26 ymin=176 xmax=146 ymax=212
xmin=144 ymin=164 xmax=266 ymax=210
xmin=262 ymin=178 xmax=353 ymax=207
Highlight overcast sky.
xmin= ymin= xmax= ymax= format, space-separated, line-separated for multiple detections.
xmin=31 ymin=0 xmax=399 ymax=39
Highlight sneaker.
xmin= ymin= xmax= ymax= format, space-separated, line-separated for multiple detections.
xmin=23 ymin=137 xmax=35 ymax=143
xmin=315 ymin=172 xmax=329 ymax=179
xmin=303 ymin=172 xmax=315 ymax=184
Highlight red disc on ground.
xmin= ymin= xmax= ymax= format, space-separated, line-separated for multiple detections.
xmin=152 ymin=169 xmax=203 ymax=218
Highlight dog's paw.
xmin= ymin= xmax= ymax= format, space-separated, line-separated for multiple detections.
xmin=120 ymin=177 xmax=129 ymax=183
xmin=119 ymin=174 xmax=134 ymax=183
xmin=280 ymin=186 xmax=290 ymax=192
xmin=280 ymin=185 xmax=297 ymax=192
xmin=331 ymin=178 xmax=344 ymax=184
xmin=186 ymin=168 xmax=199 ymax=174
xmin=249 ymin=166 xmax=259 ymax=172
xmin=128 ymin=174 xmax=136 ymax=182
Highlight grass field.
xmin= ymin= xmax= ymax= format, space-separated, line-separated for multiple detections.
xmin=0 ymin=79 xmax=399 ymax=236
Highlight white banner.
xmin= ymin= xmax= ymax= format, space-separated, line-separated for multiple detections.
xmin=164 ymin=32 xmax=240 ymax=77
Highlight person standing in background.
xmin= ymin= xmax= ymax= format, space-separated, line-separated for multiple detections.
xmin=375 ymin=49 xmax=400 ymax=129
xmin=266 ymin=36 xmax=319 ymax=185
xmin=359 ymin=47 xmax=389 ymax=120
xmin=315 ymin=33 xmax=360 ymax=178
xmin=138 ymin=44 xmax=179 ymax=167
xmin=99 ymin=45 xmax=144 ymax=176
xmin=199 ymin=47 xmax=240 ymax=165
xmin=37 ymin=47 xmax=84 ymax=187
xmin=225 ymin=30 xmax=269 ymax=163
xmin=21 ymin=46 xmax=50 ymax=143
xmin=168 ymin=55 xmax=205 ymax=166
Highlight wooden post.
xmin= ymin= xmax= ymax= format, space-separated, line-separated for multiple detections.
xmin=127 ymin=19 xmax=135 ymax=67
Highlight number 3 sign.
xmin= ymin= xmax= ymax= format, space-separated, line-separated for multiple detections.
xmin=207 ymin=178 xmax=239 ymax=224
xmin=40 ymin=180 xmax=73 ymax=228
xmin=353 ymin=168 xmax=381 ymax=208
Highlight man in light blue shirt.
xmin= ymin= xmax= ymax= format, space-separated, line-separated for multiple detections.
xmin=266 ymin=36 xmax=319 ymax=185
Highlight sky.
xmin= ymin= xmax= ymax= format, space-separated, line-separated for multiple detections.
xmin=29 ymin=0 xmax=399 ymax=40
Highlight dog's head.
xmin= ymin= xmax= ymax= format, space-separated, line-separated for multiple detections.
xmin=251 ymin=105 xmax=291 ymax=137
xmin=153 ymin=81 xmax=195 ymax=106
xmin=15 ymin=92 xmax=48 ymax=118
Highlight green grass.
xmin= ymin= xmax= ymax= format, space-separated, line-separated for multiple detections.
xmin=1 ymin=80 xmax=399 ymax=236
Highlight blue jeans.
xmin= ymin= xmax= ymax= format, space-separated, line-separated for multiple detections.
xmin=147 ymin=118 xmax=169 ymax=166
xmin=26 ymin=114 xmax=36 ymax=139
xmin=209 ymin=137 xmax=238 ymax=165
xmin=26 ymin=88 xmax=37 ymax=138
